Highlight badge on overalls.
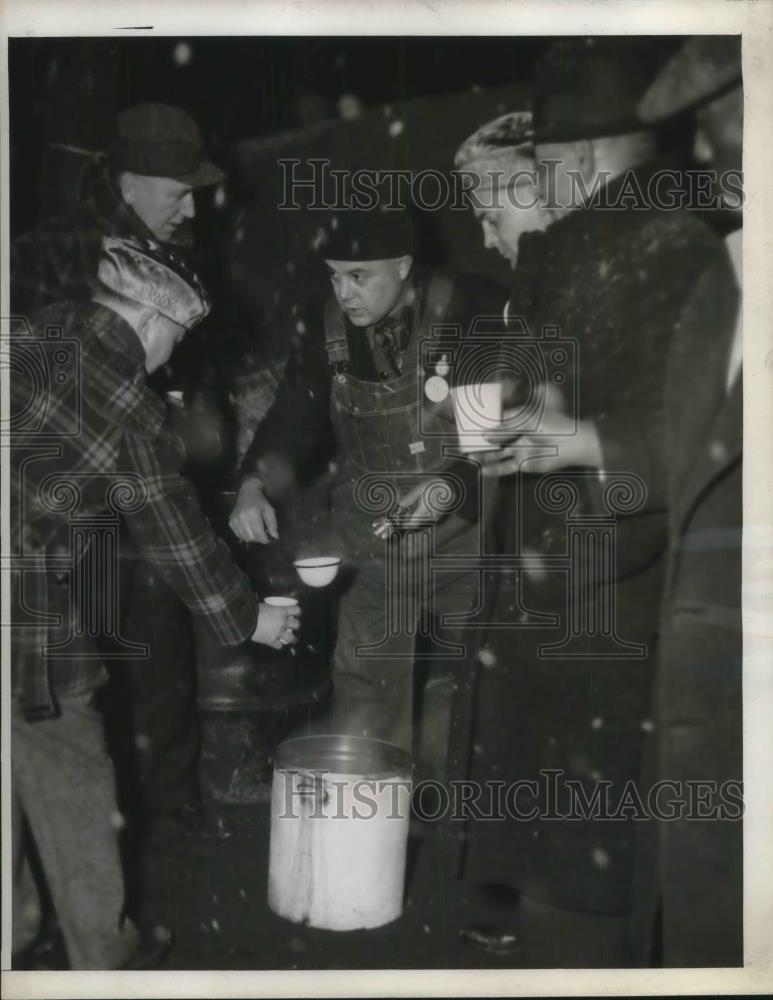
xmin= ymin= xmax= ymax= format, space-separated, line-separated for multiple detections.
xmin=424 ymin=376 xmax=448 ymax=403
xmin=424 ymin=354 xmax=450 ymax=403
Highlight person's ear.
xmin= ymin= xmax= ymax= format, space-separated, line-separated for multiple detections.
xmin=118 ymin=171 xmax=136 ymax=205
xmin=397 ymin=255 xmax=413 ymax=281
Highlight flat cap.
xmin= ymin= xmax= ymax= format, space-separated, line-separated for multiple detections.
xmin=638 ymin=35 xmax=742 ymax=122
xmin=98 ymin=237 xmax=211 ymax=328
xmin=109 ymin=102 xmax=225 ymax=187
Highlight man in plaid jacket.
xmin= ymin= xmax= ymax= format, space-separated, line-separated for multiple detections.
xmin=10 ymin=237 xmax=299 ymax=969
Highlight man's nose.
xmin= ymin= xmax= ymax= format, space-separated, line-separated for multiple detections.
xmin=337 ymin=277 xmax=354 ymax=302
xmin=180 ymin=191 xmax=196 ymax=219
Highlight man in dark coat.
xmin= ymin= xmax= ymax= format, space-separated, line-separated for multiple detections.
xmin=630 ymin=35 xmax=744 ymax=967
xmin=11 ymin=103 xmax=231 ymax=840
xmin=456 ymin=38 xmax=730 ymax=966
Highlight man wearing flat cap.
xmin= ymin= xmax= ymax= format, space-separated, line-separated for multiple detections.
xmin=457 ymin=37 xmax=732 ymax=964
xmin=630 ymin=35 xmax=743 ymax=968
xmin=9 ymin=238 xmax=298 ymax=969
xmin=11 ymin=102 xmax=223 ymax=314
xmin=231 ymin=206 xmax=505 ymax=753
xmin=11 ymin=102 xmax=233 ymax=846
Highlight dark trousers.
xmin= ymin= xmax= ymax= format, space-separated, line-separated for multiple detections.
xmin=108 ymin=557 xmax=200 ymax=817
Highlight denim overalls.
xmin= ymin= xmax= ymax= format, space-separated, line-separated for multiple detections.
xmin=323 ymin=272 xmax=497 ymax=750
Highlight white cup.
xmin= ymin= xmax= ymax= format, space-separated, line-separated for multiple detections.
xmin=450 ymin=381 xmax=503 ymax=453
xmin=264 ymin=595 xmax=301 ymax=650
xmin=294 ymin=557 xmax=341 ymax=588
xmin=264 ymin=596 xmax=300 ymax=608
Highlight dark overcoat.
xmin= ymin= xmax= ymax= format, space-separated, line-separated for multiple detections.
xmin=630 ymin=240 xmax=742 ymax=966
xmin=457 ymin=165 xmax=729 ymax=916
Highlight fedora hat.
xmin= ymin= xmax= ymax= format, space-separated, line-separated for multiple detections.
xmin=533 ymin=37 xmax=661 ymax=143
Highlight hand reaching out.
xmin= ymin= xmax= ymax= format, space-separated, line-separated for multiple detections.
xmin=229 ymin=477 xmax=279 ymax=544
xmin=251 ymin=601 xmax=302 ymax=650
xmin=480 ymin=402 xmax=603 ymax=478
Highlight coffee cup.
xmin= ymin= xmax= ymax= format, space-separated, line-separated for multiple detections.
xmin=294 ymin=557 xmax=341 ymax=588
xmin=264 ymin=596 xmax=300 ymax=608
xmin=450 ymin=381 xmax=503 ymax=453
xmin=264 ymin=596 xmax=301 ymax=650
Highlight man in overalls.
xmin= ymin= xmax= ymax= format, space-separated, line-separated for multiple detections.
xmin=231 ymin=208 xmax=505 ymax=752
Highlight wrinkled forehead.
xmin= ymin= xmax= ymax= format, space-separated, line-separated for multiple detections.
xmin=324 ymin=258 xmax=402 ymax=277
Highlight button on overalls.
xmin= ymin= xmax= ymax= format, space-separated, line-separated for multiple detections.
xmin=323 ymin=274 xmax=498 ymax=751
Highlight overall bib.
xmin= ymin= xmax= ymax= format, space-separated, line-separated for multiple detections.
xmin=323 ymin=275 xmax=497 ymax=751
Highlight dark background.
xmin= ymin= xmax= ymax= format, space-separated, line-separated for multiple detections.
xmin=8 ymin=36 xmax=687 ymax=478
xmin=9 ymin=36 xmax=552 ymax=237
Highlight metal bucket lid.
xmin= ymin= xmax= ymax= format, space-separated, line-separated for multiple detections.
xmin=274 ymin=734 xmax=412 ymax=779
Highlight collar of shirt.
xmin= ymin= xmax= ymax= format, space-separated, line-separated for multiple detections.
xmin=366 ymin=286 xmax=418 ymax=376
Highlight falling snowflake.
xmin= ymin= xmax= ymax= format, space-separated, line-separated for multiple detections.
xmin=134 ymin=734 xmax=151 ymax=752
xmin=288 ymin=936 xmax=307 ymax=954
xmin=591 ymin=847 xmax=611 ymax=870
xmin=591 ymin=717 xmax=604 ymax=731
xmin=423 ymin=924 xmax=431 ymax=934
xmin=172 ymin=41 xmax=193 ymax=67
xmin=525 ymin=555 xmax=547 ymax=582
xmin=388 ymin=120 xmax=405 ymax=138
xmin=476 ymin=647 xmax=497 ymax=669
xmin=152 ymin=925 xmax=172 ymax=944
xmin=641 ymin=719 xmax=655 ymax=733
xmin=109 ymin=811 xmax=126 ymax=831
xmin=211 ymin=919 xmax=221 ymax=932
xmin=296 ymin=320 xmax=307 ymax=334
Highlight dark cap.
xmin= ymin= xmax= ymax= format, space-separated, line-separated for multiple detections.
xmin=533 ymin=37 xmax=661 ymax=143
xmin=638 ymin=36 xmax=742 ymax=123
xmin=109 ymin=102 xmax=225 ymax=187
xmin=319 ymin=207 xmax=415 ymax=262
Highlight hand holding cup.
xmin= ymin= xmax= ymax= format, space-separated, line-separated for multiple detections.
xmin=252 ymin=596 xmax=302 ymax=650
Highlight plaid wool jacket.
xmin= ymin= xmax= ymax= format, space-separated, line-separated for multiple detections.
xmin=10 ymin=301 xmax=258 ymax=720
